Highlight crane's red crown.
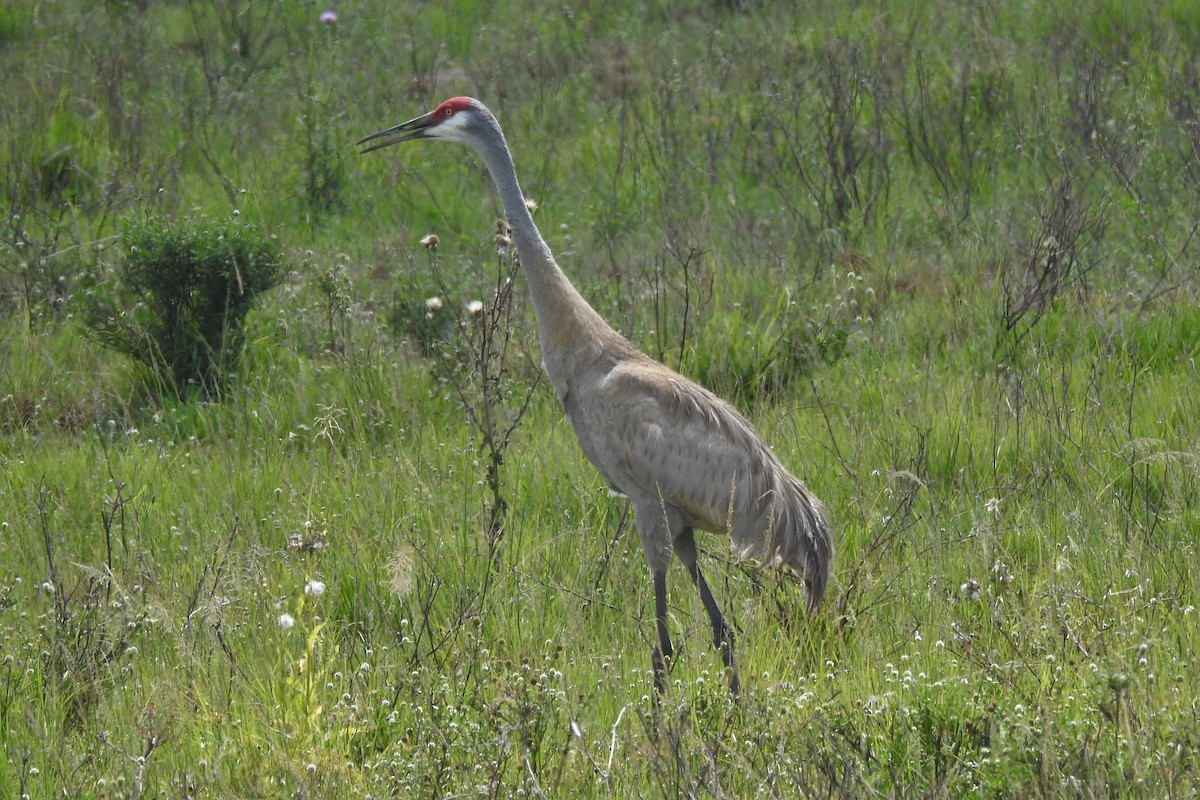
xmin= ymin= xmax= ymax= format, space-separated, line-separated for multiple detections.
xmin=436 ymin=97 xmax=476 ymax=118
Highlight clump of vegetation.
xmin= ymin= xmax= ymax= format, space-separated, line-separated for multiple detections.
xmin=311 ymin=254 xmax=353 ymax=355
xmin=81 ymin=214 xmax=284 ymax=397
xmin=301 ymin=114 xmax=347 ymax=218
xmin=690 ymin=268 xmax=868 ymax=404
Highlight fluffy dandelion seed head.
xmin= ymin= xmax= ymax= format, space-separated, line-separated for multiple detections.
xmin=278 ymin=613 xmax=296 ymax=630
xmin=420 ymin=234 xmax=439 ymax=249
xmin=524 ymin=198 xmax=539 ymax=213
xmin=467 ymin=300 xmax=484 ymax=318
xmin=304 ymin=580 xmax=326 ymax=597
xmin=388 ymin=543 xmax=416 ymax=600
xmin=425 ymin=296 xmax=443 ymax=312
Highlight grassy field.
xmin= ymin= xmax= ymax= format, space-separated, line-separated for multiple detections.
xmin=3 ymin=0 xmax=1200 ymax=796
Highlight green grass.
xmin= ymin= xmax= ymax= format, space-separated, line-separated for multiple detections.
xmin=3 ymin=0 xmax=1200 ymax=796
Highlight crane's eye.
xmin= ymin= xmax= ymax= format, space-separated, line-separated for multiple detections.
xmin=444 ymin=108 xmax=454 ymax=117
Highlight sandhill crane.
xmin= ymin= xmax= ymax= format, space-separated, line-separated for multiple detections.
xmin=359 ymin=97 xmax=832 ymax=696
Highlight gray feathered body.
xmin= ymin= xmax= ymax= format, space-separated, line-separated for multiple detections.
xmin=555 ymin=336 xmax=832 ymax=610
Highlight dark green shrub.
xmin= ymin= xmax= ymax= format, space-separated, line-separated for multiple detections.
xmin=81 ymin=214 xmax=285 ymax=397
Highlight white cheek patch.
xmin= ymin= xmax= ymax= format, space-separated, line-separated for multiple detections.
xmin=433 ymin=114 xmax=472 ymax=143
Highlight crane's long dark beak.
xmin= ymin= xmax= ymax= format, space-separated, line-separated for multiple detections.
xmin=356 ymin=110 xmax=437 ymax=153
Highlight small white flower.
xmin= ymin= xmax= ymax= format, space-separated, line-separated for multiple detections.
xmin=278 ymin=613 xmax=295 ymax=630
xmin=304 ymin=580 xmax=326 ymax=597
xmin=425 ymin=296 xmax=443 ymax=312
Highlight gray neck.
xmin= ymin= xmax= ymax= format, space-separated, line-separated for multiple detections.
xmin=472 ymin=115 xmax=625 ymax=382
xmin=474 ymin=115 xmax=560 ymax=287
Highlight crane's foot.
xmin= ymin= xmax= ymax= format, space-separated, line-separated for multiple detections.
xmin=651 ymin=645 xmax=669 ymax=699
xmin=648 ymin=645 xmax=672 ymax=738
xmin=717 ymin=626 xmax=740 ymax=698
xmin=725 ymin=661 xmax=741 ymax=698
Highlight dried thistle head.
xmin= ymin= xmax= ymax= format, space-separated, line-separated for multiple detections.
xmin=466 ymin=300 xmax=484 ymax=319
xmin=420 ymin=234 xmax=439 ymax=250
xmin=387 ymin=543 xmax=416 ymax=600
xmin=524 ymin=198 xmax=538 ymax=213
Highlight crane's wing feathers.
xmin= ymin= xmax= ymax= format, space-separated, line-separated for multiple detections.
xmin=593 ymin=358 xmax=832 ymax=607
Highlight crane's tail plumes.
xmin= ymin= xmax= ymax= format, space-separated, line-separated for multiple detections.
xmin=779 ymin=475 xmax=833 ymax=612
xmin=737 ymin=473 xmax=833 ymax=613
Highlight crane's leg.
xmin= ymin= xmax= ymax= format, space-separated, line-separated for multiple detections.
xmin=633 ymin=502 xmax=676 ymax=699
xmin=674 ymin=528 xmax=740 ymax=697
xmin=651 ymin=568 xmax=672 ymax=698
